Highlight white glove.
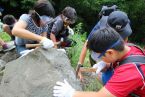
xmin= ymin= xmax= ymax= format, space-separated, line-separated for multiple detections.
xmin=40 ymin=37 xmax=54 ymax=49
xmin=67 ymin=26 xmax=74 ymax=35
xmin=93 ymin=61 xmax=106 ymax=74
xmin=57 ymin=49 xmax=66 ymax=53
xmin=53 ymin=79 xmax=75 ymax=97
xmin=20 ymin=49 xmax=34 ymax=57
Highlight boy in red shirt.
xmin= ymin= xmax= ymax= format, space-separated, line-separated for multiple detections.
xmin=53 ymin=27 xmax=145 ymax=97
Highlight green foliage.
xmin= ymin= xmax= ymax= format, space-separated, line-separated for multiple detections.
xmin=53 ymin=0 xmax=145 ymax=43
xmin=20 ymin=0 xmax=36 ymax=10
xmin=1 ymin=0 xmax=36 ymax=8
xmin=0 ymin=32 xmax=11 ymax=42
xmin=1 ymin=0 xmax=145 ymax=43
xmin=67 ymin=23 xmax=103 ymax=91
xmin=67 ymin=23 xmax=87 ymax=68
xmin=1 ymin=0 xmax=144 ymax=43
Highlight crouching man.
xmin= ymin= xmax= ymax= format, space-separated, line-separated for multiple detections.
xmin=53 ymin=27 xmax=145 ymax=97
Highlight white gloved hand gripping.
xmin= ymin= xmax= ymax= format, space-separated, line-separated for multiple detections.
xmin=53 ymin=79 xmax=75 ymax=97
xmin=67 ymin=26 xmax=74 ymax=35
xmin=40 ymin=37 xmax=54 ymax=49
xmin=93 ymin=61 xmax=106 ymax=74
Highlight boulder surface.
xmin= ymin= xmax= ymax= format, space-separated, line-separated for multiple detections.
xmin=0 ymin=48 xmax=82 ymax=97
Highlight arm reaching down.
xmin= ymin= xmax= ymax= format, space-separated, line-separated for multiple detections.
xmin=53 ymin=80 xmax=115 ymax=97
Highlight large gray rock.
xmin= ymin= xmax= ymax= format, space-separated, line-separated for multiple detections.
xmin=0 ymin=48 xmax=82 ymax=97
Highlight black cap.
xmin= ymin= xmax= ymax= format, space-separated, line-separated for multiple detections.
xmin=100 ymin=5 xmax=118 ymax=16
xmin=107 ymin=11 xmax=132 ymax=39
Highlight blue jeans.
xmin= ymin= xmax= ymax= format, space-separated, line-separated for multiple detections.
xmin=15 ymin=45 xmax=27 ymax=55
xmin=102 ymin=69 xmax=114 ymax=85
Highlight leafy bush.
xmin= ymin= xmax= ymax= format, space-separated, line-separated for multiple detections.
xmin=1 ymin=0 xmax=145 ymax=43
xmin=67 ymin=23 xmax=88 ymax=68
xmin=67 ymin=22 xmax=103 ymax=91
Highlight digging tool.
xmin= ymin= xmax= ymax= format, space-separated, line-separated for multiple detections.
xmin=26 ymin=42 xmax=61 ymax=48
xmin=26 ymin=38 xmax=64 ymax=48
xmin=76 ymin=64 xmax=97 ymax=77
xmin=76 ymin=64 xmax=83 ymax=77
xmin=79 ymin=67 xmax=97 ymax=72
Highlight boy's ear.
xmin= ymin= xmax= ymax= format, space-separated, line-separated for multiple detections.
xmin=106 ymin=49 xmax=115 ymax=56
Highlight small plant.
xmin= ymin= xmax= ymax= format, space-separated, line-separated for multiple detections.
xmin=67 ymin=23 xmax=88 ymax=68
xmin=67 ymin=22 xmax=103 ymax=91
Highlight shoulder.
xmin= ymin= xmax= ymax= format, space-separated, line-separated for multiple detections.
xmin=54 ymin=16 xmax=63 ymax=25
xmin=129 ymin=46 xmax=144 ymax=55
xmin=105 ymin=63 xmax=144 ymax=96
xmin=99 ymin=16 xmax=108 ymax=27
xmin=19 ymin=14 xmax=31 ymax=22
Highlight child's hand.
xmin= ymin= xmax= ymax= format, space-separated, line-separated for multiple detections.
xmin=40 ymin=37 xmax=54 ymax=49
xmin=93 ymin=61 xmax=106 ymax=74
xmin=67 ymin=26 xmax=74 ymax=35
xmin=53 ymin=79 xmax=75 ymax=97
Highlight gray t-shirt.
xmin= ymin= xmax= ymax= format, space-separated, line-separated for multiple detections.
xmin=51 ymin=15 xmax=70 ymax=40
xmin=51 ymin=15 xmax=64 ymax=36
xmin=15 ymin=14 xmax=48 ymax=45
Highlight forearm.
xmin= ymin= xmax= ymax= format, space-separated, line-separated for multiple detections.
xmin=12 ymin=28 xmax=43 ymax=42
xmin=73 ymin=87 xmax=114 ymax=97
xmin=73 ymin=91 xmax=98 ymax=97
xmin=50 ymin=33 xmax=57 ymax=48
xmin=78 ymin=41 xmax=88 ymax=65
xmin=41 ymin=32 xmax=47 ymax=37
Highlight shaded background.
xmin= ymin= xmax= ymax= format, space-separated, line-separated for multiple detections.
xmin=0 ymin=0 xmax=145 ymax=43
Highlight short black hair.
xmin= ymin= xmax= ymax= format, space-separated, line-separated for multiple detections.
xmin=87 ymin=27 xmax=125 ymax=53
xmin=3 ymin=15 xmax=16 ymax=25
xmin=62 ymin=6 xmax=77 ymax=22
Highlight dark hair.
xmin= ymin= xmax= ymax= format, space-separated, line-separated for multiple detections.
xmin=31 ymin=0 xmax=55 ymax=26
xmin=87 ymin=27 xmax=125 ymax=53
xmin=30 ymin=11 xmax=41 ymax=26
xmin=33 ymin=0 xmax=55 ymax=17
xmin=3 ymin=15 xmax=16 ymax=25
xmin=62 ymin=6 xmax=77 ymax=22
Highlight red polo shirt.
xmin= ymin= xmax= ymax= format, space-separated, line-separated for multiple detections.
xmin=105 ymin=46 xmax=145 ymax=97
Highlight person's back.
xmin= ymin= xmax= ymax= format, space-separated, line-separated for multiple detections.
xmin=89 ymin=5 xmax=118 ymax=36
xmin=77 ymin=5 xmax=119 ymax=69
